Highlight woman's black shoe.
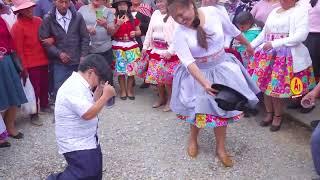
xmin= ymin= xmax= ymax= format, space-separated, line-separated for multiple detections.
xmin=120 ymin=96 xmax=127 ymax=100
xmin=0 ymin=141 xmax=11 ymax=148
xmin=128 ymin=96 xmax=135 ymax=100
xmin=270 ymin=116 xmax=282 ymax=132
xmin=9 ymin=132 xmax=24 ymax=139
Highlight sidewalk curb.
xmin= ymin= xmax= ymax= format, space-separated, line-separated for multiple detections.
xmin=284 ymin=111 xmax=312 ymax=130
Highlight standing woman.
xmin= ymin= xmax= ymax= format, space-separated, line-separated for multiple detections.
xmin=142 ymin=0 xmax=179 ymax=112
xmin=250 ymin=0 xmax=280 ymax=24
xmin=168 ymin=0 xmax=260 ymax=167
xmin=250 ymin=0 xmax=316 ymax=131
xmin=0 ymin=0 xmax=27 ymax=139
xmin=304 ymin=0 xmax=320 ymax=82
xmin=112 ymin=0 xmax=141 ymax=100
xmin=11 ymin=0 xmax=51 ymax=126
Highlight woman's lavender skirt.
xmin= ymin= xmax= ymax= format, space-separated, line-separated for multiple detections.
xmin=170 ymin=53 xmax=260 ymax=121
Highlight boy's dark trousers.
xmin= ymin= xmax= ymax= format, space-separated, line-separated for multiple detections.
xmin=47 ymin=146 xmax=102 ymax=180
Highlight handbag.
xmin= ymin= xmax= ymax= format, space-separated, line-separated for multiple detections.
xmin=21 ymin=78 xmax=37 ymax=115
xmin=10 ymin=52 xmax=23 ymax=73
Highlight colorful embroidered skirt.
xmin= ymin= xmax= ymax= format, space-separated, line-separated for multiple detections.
xmin=112 ymin=41 xmax=141 ymax=76
xmin=144 ymin=50 xmax=179 ymax=85
xmin=177 ymin=113 xmax=243 ymax=128
xmin=251 ymin=34 xmax=316 ymax=98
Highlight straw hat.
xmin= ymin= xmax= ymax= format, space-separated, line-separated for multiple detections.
xmin=11 ymin=0 xmax=35 ymax=13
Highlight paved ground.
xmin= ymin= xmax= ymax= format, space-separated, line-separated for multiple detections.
xmin=0 ymin=84 xmax=318 ymax=180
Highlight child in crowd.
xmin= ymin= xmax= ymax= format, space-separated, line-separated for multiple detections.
xmin=233 ymin=11 xmax=262 ymax=74
xmin=111 ymin=0 xmax=141 ymax=100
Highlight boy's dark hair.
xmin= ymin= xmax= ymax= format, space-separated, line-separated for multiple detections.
xmin=78 ymin=54 xmax=112 ymax=82
xmin=234 ymin=11 xmax=264 ymax=29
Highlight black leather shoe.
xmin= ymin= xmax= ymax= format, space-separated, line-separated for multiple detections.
xmin=270 ymin=115 xmax=282 ymax=132
xmin=128 ymin=96 xmax=135 ymax=100
xmin=9 ymin=132 xmax=24 ymax=139
xmin=0 ymin=141 xmax=11 ymax=148
xmin=120 ymin=96 xmax=127 ymax=100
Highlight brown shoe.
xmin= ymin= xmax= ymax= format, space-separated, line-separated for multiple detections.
xmin=187 ymin=143 xmax=198 ymax=158
xmin=217 ymin=154 xmax=234 ymax=167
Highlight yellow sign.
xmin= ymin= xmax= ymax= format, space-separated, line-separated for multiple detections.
xmin=290 ymin=77 xmax=303 ymax=96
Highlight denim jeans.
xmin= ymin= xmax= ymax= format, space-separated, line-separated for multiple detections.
xmin=311 ymin=123 xmax=320 ymax=175
xmin=53 ymin=63 xmax=78 ymax=97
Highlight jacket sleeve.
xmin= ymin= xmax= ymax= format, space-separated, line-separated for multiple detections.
xmin=79 ymin=14 xmax=90 ymax=57
xmin=271 ymin=8 xmax=309 ymax=48
xmin=39 ymin=16 xmax=62 ymax=59
xmin=136 ymin=12 xmax=150 ymax=35
xmin=11 ymin=24 xmax=27 ymax=68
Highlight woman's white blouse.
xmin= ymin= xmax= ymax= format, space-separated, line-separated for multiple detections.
xmin=173 ymin=6 xmax=241 ymax=67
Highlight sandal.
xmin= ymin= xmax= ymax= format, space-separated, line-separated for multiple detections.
xmin=260 ymin=112 xmax=273 ymax=127
xmin=270 ymin=115 xmax=283 ymax=132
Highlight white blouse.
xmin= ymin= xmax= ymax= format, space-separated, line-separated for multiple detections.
xmin=173 ymin=6 xmax=241 ymax=67
xmin=263 ymin=9 xmax=291 ymax=34
xmin=143 ymin=10 xmax=177 ymax=55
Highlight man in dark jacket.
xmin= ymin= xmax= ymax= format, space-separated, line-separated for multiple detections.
xmin=39 ymin=0 xmax=89 ymax=99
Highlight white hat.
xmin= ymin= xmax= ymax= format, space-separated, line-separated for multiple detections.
xmin=11 ymin=0 xmax=36 ymax=13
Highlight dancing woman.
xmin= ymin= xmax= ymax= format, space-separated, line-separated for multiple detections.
xmin=168 ymin=0 xmax=260 ymax=167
